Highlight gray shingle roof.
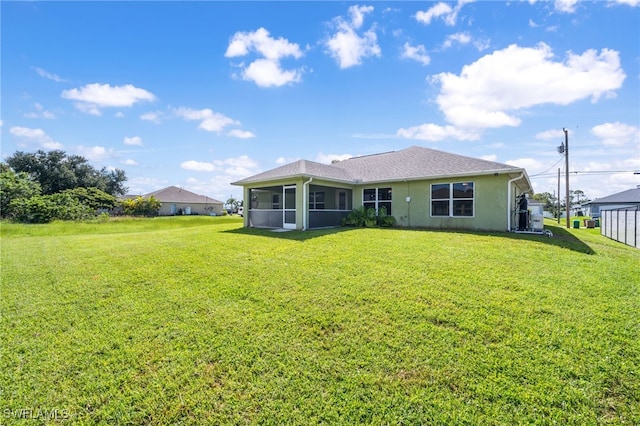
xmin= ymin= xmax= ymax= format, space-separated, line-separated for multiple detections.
xmin=232 ymin=146 xmax=524 ymax=185
xmin=588 ymin=187 xmax=640 ymax=205
xmin=144 ymin=186 xmax=222 ymax=204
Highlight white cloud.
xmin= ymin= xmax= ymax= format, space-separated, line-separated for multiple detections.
xmin=32 ymin=66 xmax=66 ymax=82
xmin=24 ymin=103 xmax=56 ymax=119
xmin=174 ymin=107 xmax=239 ymax=132
xmin=536 ymin=129 xmax=566 ymax=140
xmin=609 ymin=0 xmax=640 ymax=5
xmin=61 ymin=83 xmax=155 ymax=115
xmin=325 ymin=5 xmax=381 ymax=69
xmin=227 ymin=129 xmax=256 ymax=139
xmin=225 ymin=27 xmax=304 ymax=87
xmin=122 ymin=159 xmax=138 ymax=166
xmin=555 ymin=0 xmax=579 ymax=13
xmin=415 ymin=0 xmax=474 ymax=26
xmin=115 ymin=112 xmax=125 ymax=118
xmin=400 ymin=42 xmax=431 ymax=66
xmin=316 ymin=153 xmax=353 ymax=164
xmin=180 ymin=160 xmax=216 ymax=172
xmin=433 ymin=43 xmax=626 ymax=129
xmin=214 ymin=155 xmax=258 ymax=169
xmin=76 ymin=145 xmax=114 ymax=161
xmin=443 ymin=32 xmax=471 ymax=49
xmin=506 ymin=158 xmax=546 ymax=173
xmin=123 ymin=136 xmax=143 ymax=146
xmin=415 ymin=2 xmax=453 ymax=25
xmin=9 ymin=126 xmax=63 ymax=149
xmin=591 ymin=122 xmax=640 ymax=146
xmin=242 ymin=58 xmax=302 ymax=88
xmin=396 ymin=123 xmax=481 ymax=141
xmin=140 ymin=111 xmax=163 ymax=123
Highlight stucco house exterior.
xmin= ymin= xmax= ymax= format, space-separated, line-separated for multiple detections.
xmin=583 ymin=187 xmax=640 ymax=218
xmin=145 ymin=186 xmax=224 ymax=216
xmin=231 ymin=146 xmax=532 ymax=232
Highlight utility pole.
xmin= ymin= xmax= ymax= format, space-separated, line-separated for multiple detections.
xmin=563 ymin=128 xmax=570 ymax=228
xmin=557 ymin=168 xmax=561 ymax=224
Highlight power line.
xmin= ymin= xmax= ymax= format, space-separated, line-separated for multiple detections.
xmin=530 ymin=170 xmax=637 ymax=179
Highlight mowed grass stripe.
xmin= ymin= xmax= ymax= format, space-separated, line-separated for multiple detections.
xmin=1 ymin=217 xmax=638 ymax=424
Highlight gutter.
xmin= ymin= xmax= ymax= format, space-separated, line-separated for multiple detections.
xmin=302 ymin=177 xmax=313 ymax=230
xmin=507 ymin=172 xmax=524 ymax=231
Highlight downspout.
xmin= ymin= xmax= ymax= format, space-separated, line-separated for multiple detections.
xmin=302 ymin=177 xmax=313 ymax=230
xmin=507 ymin=173 xmax=524 ymax=232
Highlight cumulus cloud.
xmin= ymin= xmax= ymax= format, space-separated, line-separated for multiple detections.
xmin=398 ymin=43 xmax=625 ymax=142
xmin=32 ymin=66 xmax=66 ymax=82
xmin=442 ymin=32 xmax=471 ymax=49
xmin=396 ymin=123 xmax=481 ymax=141
xmin=415 ymin=0 xmax=474 ymax=26
xmin=9 ymin=126 xmax=63 ymax=149
xmin=434 ymin=43 xmax=625 ymax=129
xmin=121 ymin=159 xmax=139 ymax=166
xmin=554 ymin=0 xmax=579 ymax=13
xmin=61 ymin=83 xmax=155 ymax=115
xmin=140 ymin=111 xmax=163 ymax=123
xmin=225 ymin=27 xmax=304 ymax=87
xmin=536 ymin=129 xmax=566 ymax=140
xmin=316 ymin=153 xmax=353 ymax=164
xmin=180 ymin=160 xmax=216 ymax=172
xmin=591 ymin=122 xmax=640 ymax=146
xmin=123 ymin=136 xmax=143 ymax=146
xmin=227 ymin=129 xmax=256 ymax=139
xmin=325 ymin=5 xmax=381 ymax=69
xmin=76 ymin=145 xmax=114 ymax=161
xmin=400 ymin=42 xmax=431 ymax=66
xmin=174 ymin=107 xmax=239 ymax=132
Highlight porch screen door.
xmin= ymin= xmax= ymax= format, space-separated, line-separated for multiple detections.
xmin=283 ymin=185 xmax=296 ymax=229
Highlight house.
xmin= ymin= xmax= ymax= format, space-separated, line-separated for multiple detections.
xmin=144 ymin=186 xmax=224 ymax=216
xmin=583 ymin=187 xmax=640 ymax=218
xmin=231 ymin=146 xmax=533 ymax=232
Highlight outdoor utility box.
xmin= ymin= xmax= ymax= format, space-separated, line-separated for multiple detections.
xmin=531 ymin=214 xmax=544 ymax=230
xmin=528 ymin=202 xmax=544 ymax=231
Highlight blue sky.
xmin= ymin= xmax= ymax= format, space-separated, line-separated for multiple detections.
xmin=2 ymin=0 xmax=639 ymax=202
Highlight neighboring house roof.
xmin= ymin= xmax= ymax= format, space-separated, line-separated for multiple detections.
xmin=144 ymin=186 xmax=222 ymax=204
xmin=233 ymin=146 xmax=527 ymax=186
xmin=586 ymin=187 xmax=640 ymax=205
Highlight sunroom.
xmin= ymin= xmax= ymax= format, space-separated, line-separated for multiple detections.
xmin=245 ymin=183 xmax=353 ymax=230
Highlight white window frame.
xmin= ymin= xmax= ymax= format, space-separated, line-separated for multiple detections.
xmin=363 ymin=187 xmax=392 ymax=215
xmin=430 ymin=182 xmax=475 ymax=218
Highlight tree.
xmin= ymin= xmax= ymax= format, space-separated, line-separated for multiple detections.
xmin=226 ymin=197 xmax=239 ymax=213
xmin=5 ymin=150 xmax=128 ymax=196
xmin=0 ymin=164 xmax=42 ymax=218
xmin=121 ymin=196 xmax=161 ymax=217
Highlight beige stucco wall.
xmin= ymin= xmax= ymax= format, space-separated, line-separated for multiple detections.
xmin=157 ymin=202 xmax=224 ymax=216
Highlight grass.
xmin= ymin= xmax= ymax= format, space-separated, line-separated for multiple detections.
xmin=1 ymin=217 xmax=638 ymax=424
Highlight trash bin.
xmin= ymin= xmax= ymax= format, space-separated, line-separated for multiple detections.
xmin=595 ymin=218 xmax=600 ymax=227
xmin=573 ymin=220 xmax=580 ymax=229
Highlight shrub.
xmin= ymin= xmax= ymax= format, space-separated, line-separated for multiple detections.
xmin=342 ymin=206 xmax=395 ymax=228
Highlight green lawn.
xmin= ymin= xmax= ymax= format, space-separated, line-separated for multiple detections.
xmin=1 ymin=217 xmax=638 ymax=424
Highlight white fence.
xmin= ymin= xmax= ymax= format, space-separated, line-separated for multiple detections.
xmin=601 ymin=207 xmax=640 ymax=249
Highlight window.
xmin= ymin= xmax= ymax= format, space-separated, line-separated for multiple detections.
xmin=309 ymin=191 xmax=325 ymax=210
xmin=363 ymin=187 xmax=392 ymax=215
xmin=431 ymin=182 xmax=474 ymax=217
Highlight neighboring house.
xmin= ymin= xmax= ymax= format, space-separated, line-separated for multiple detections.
xmin=231 ymin=146 xmax=533 ymax=232
xmin=583 ymin=187 xmax=640 ymax=218
xmin=144 ymin=186 xmax=224 ymax=216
